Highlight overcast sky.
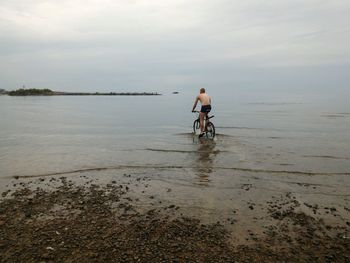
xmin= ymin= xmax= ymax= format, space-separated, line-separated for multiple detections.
xmin=0 ymin=0 xmax=349 ymax=92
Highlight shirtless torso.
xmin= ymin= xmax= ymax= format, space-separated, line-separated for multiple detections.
xmin=191 ymin=92 xmax=211 ymax=112
xmin=197 ymin=93 xmax=211 ymax=106
xmin=191 ymin=88 xmax=212 ymax=136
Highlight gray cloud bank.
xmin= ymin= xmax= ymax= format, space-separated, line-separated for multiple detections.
xmin=0 ymin=0 xmax=349 ymax=92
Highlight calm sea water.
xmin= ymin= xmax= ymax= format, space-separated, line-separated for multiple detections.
xmin=0 ymin=89 xmax=350 ymax=179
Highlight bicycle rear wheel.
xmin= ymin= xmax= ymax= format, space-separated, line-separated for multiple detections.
xmin=206 ymin=122 xmax=215 ymax=139
xmin=193 ymin=119 xmax=200 ymax=134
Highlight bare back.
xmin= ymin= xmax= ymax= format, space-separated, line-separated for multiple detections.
xmin=197 ymin=93 xmax=211 ymax=106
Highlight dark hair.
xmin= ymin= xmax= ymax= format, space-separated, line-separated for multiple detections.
xmin=200 ymin=88 xmax=205 ymax=93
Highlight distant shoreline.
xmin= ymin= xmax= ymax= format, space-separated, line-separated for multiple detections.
xmin=5 ymin=89 xmax=161 ymax=96
xmin=52 ymin=92 xmax=162 ymax=96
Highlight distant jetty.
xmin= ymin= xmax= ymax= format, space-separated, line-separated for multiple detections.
xmin=7 ymin=89 xmax=161 ymax=96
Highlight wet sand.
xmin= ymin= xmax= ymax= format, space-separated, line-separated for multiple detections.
xmin=1 ymin=170 xmax=349 ymax=262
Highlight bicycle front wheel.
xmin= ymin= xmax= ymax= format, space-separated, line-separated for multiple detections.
xmin=193 ymin=119 xmax=200 ymax=134
xmin=206 ymin=122 xmax=215 ymax=139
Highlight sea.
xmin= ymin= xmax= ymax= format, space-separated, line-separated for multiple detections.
xmin=1 ymin=88 xmax=350 ymax=224
xmin=1 ymin=88 xmax=349 ymax=180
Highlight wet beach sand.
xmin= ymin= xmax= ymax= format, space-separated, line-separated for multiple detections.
xmin=1 ymin=166 xmax=349 ymax=263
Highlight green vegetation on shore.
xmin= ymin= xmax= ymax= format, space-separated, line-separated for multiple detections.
xmin=8 ymin=88 xmax=54 ymax=96
xmin=7 ymin=88 xmax=161 ymax=96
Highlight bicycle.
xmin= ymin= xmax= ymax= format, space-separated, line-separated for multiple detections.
xmin=192 ymin=111 xmax=216 ymax=139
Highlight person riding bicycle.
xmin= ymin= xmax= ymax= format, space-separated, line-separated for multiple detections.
xmin=192 ymin=88 xmax=212 ymax=137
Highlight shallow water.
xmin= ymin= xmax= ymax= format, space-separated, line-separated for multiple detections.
xmin=1 ymin=91 xmax=350 ymax=231
xmin=0 ymin=91 xmax=349 ymax=179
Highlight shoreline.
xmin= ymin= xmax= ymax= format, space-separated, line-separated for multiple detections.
xmin=1 ymin=173 xmax=349 ymax=262
xmin=7 ymin=92 xmax=162 ymax=96
xmin=3 ymin=88 xmax=162 ymax=96
xmin=52 ymin=92 xmax=162 ymax=96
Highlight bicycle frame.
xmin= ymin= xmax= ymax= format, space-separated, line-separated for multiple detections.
xmin=193 ymin=111 xmax=214 ymax=132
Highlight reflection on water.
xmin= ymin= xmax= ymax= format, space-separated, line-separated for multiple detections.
xmin=192 ymin=136 xmax=217 ymax=185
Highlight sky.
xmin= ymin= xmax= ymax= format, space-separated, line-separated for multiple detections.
xmin=0 ymin=0 xmax=349 ymax=93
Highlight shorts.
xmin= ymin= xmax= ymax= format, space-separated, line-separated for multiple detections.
xmin=200 ymin=105 xmax=211 ymax=113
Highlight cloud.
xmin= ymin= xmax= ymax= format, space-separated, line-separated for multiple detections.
xmin=0 ymin=0 xmax=349 ymax=91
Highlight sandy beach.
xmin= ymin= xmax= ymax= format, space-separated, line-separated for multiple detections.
xmin=1 ymin=169 xmax=349 ymax=262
